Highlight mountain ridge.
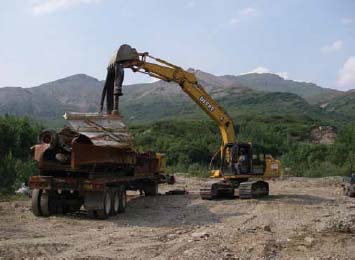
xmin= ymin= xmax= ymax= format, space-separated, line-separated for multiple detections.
xmin=0 ymin=71 xmax=353 ymax=123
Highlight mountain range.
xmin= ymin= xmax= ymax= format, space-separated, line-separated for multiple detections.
xmin=0 ymin=70 xmax=354 ymax=124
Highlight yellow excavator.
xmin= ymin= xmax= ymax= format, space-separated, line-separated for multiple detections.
xmin=113 ymin=44 xmax=281 ymax=199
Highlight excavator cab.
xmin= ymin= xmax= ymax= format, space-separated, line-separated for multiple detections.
xmin=221 ymin=142 xmax=266 ymax=177
xmin=221 ymin=142 xmax=249 ymax=176
xmin=202 ymin=143 xmax=273 ymax=200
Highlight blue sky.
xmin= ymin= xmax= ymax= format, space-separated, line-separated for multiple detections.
xmin=0 ymin=0 xmax=354 ymax=90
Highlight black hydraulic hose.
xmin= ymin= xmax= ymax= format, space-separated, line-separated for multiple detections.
xmin=113 ymin=63 xmax=124 ymax=113
xmin=99 ymin=80 xmax=107 ymax=113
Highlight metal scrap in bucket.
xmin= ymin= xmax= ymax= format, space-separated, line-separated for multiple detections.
xmin=64 ymin=112 xmax=134 ymax=148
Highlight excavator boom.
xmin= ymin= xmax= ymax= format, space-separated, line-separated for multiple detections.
xmin=121 ymin=51 xmax=236 ymax=147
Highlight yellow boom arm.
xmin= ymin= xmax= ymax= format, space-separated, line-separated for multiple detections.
xmin=122 ymin=52 xmax=236 ymax=147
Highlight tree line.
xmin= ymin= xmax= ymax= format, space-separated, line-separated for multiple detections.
xmin=0 ymin=115 xmax=41 ymax=193
xmin=131 ymin=118 xmax=355 ymax=177
xmin=0 ymin=115 xmax=354 ymax=193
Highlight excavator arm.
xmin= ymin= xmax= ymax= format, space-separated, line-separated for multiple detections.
xmin=120 ymin=49 xmax=236 ymax=148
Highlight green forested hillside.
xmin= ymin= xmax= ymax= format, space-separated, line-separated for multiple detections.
xmin=131 ymin=119 xmax=355 ymax=177
xmin=1 ymin=112 xmax=354 ymax=194
xmin=0 ymin=116 xmax=41 ymax=193
xmin=120 ymin=91 xmax=347 ymax=124
xmin=324 ymin=91 xmax=355 ymax=119
xmin=0 ymin=72 xmax=350 ymax=123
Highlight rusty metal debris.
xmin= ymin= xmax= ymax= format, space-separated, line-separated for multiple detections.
xmin=33 ymin=112 xmax=136 ymax=170
xmin=165 ymin=189 xmax=188 ymax=195
xmin=64 ymin=112 xmax=133 ymax=148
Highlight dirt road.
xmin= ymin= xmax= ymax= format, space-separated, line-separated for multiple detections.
xmin=1 ymin=175 xmax=355 ymax=259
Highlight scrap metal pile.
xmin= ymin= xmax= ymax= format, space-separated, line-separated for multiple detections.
xmin=36 ymin=113 xmax=135 ymax=170
xmin=64 ymin=112 xmax=133 ymax=148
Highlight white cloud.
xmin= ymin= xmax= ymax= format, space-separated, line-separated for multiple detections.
xmin=239 ymin=7 xmax=258 ymax=16
xmin=320 ymin=40 xmax=343 ymax=54
xmin=337 ymin=56 xmax=355 ymax=90
xmin=341 ymin=17 xmax=353 ymax=25
xmin=241 ymin=66 xmax=289 ymax=79
xmin=30 ymin=0 xmax=102 ymax=15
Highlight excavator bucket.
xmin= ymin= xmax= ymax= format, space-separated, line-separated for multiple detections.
xmin=108 ymin=44 xmax=140 ymax=66
xmin=64 ymin=112 xmax=134 ymax=149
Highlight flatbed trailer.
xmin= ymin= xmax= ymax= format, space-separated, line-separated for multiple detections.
xmin=29 ymin=114 xmax=172 ymax=219
xmin=30 ymin=143 xmax=168 ymax=219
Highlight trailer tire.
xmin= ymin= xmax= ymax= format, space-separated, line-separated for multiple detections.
xmin=110 ymin=189 xmax=120 ymax=216
xmin=144 ymin=181 xmax=158 ymax=196
xmin=118 ymin=185 xmax=126 ymax=213
xmin=87 ymin=210 xmax=96 ymax=219
xmin=40 ymin=191 xmax=53 ymax=217
xmin=96 ymin=190 xmax=111 ymax=220
xmin=31 ymin=189 xmax=42 ymax=216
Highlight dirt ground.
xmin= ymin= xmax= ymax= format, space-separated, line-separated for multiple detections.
xmin=1 ymin=175 xmax=355 ymax=259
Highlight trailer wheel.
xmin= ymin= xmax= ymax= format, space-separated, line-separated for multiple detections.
xmin=96 ymin=190 xmax=111 ymax=219
xmin=110 ymin=190 xmax=120 ymax=216
xmin=87 ymin=210 xmax=96 ymax=219
xmin=144 ymin=181 xmax=158 ymax=196
xmin=31 ymin=189 xmax=42 ymax=216
xmin=40 ymin=191 xmax=53 ymax=217
xmin=118 ymin=185 xmax=126 ymax=213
